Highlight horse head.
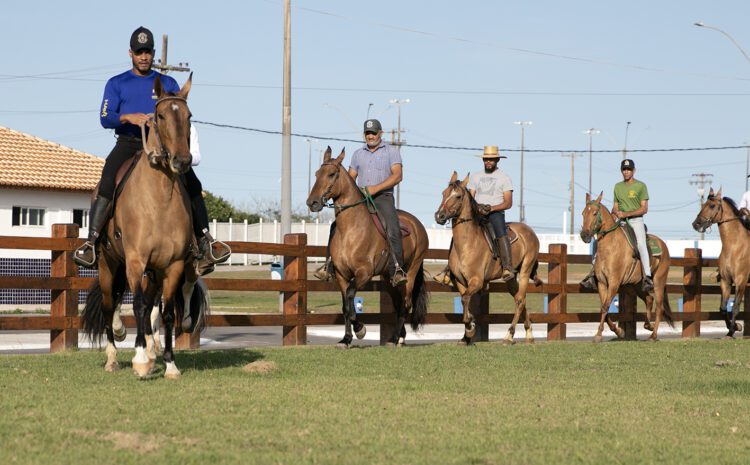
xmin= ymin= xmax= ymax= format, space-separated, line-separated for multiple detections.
xmin=434 ymin=171 xmax=470 ymax=225
xmin=692 ymin=187 xmax=722 ymax=233
xmin=306 ymin=146 xmax=346 ymax=212
xmin=149 ymin=73 xmax=193 ymax=175
xmin=580 ymin=191 xmax=605 ymax=243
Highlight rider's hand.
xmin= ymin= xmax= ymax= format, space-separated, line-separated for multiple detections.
xmin=614 ymin=210 xmax=626 ymax=219
xmin=478 ymin=204 xmax=492 ymax=216
xmin=121 ymin=113 xmax=151 ymax=126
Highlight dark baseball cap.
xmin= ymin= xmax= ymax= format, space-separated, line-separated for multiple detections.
xmin=363 ymin=119 xmax=382 ymax=133
xmin=621 ymin=159 xmax=635 ymax=170
xmin=130 ymin=26 xmax=154 ymax=52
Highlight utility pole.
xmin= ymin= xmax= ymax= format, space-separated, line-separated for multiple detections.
xmin=562 ymin=152 xmax=583 ymax=234
xmin=622 ymin=121 xmax=632 ymax=161
xmin=389 ymin=98 xmax=409 ymax=209
xmin=152 ymin=35 xmax=191 ymax=74
xmin=746 ymin=143 xmax=749 ymax=191
xmin=514 ymin=121 xmax=533 ymax=223
xmin=305 ymin=138 xmax=317 ymax=197
xmin=280 ymin=0 xmax=292 ymax=237
xmin=689 ymin=173 xmax=713 ymax=240
xmin=583 ymin=128 xmax=600 ymax=195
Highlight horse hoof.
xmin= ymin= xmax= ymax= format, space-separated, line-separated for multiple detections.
xmin=465 ymin=322 xmax=477 ymax=339
xmin=104 ymin=361 xmax=120 ymax=373
xmin=355 ymin=325 xmax=367 ymax=340
xmin=113 ymin=328 xmax=127 ymax=342
xmin=131 ymin=360 xmax=154 ymax=378
xmin=723 ymin=334 xmax=735 ymax=340
xmin=526 ymin=338 xmax=535 ymax=344
xmin=397 ymin=337 xmax=405 ymax=346
xmin=615 ymin=328 xmax=625 ymax=339
xmin=735 ymin=323 xmax=743 ymax=333
xmin=592 ymin=335 xmax=603 ymax=344
xmin=643 ymin=322 xmax=654 ymax=332
xmin=336 ymin=342 xmax=351 ymax=349
xmin=501 ymin=338 xmax=514 ymax=346
xmin=164 ymin=363 xmax=181 ymax=380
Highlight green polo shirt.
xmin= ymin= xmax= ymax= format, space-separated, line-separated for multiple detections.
xmin=614 ymin=180 xmax=649 ymax=213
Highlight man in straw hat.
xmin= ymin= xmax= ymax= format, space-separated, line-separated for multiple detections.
xmin=467 ymin=145 xmax=516 ymax=282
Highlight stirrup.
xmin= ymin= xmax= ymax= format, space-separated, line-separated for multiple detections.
xmin=206 ymin=239 xmax=231 ymax=264
xmin=391 ymin=266 xmax=408 ymax=287
xmin=313 ymin=262 xmax=334 ymax=282
xmin=73 ymin=241 xmax=97 ymax=268
xmin=498 ymin=268 xmax=515 ymax=283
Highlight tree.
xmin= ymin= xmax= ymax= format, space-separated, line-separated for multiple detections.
xmin=203 ymin=191 xmax=260 ymax=223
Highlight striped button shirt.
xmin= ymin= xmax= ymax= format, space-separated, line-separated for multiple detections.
xmin=349 ymin=141 xmax=402 ymax=194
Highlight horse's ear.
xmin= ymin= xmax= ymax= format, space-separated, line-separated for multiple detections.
xmin=154 ymin=74 xmax=163 ymax=99
xmin=461 ymin=174 xmax=470 ymax=188
xmin=450 ymin=171 xmax=458 ymax=183
xmin=585 ymin=192 xmax=591 ymax=203
xmin=596 ymin=191 xmax=603 ymax=203
xmin=334 ymin=148 xmax=346 ymax=165
xmin=178 ymin=72 xmax=192 ymax=100
xmin=323 ymin=146 xmax=332 ymax=162
xmin=716 ymin=187 xmax=722 ymax=199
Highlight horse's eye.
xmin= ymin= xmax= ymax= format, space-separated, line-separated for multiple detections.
xmin=328 ymin=172 xmax=335 ymax=178
xmin=157 ymin=114 xmax=165 ymax=121
xmin=709 ymin=204 xmax=715 ymax=209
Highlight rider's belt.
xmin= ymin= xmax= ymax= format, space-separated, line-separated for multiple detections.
xmin=117 ymin=134 xmax=142 ymax=142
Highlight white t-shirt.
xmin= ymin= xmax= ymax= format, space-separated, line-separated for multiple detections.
xmin=467 ymin=169 xmax=513 ymax=205
xmin=190 ymin=124 xmax=201 ymax=166
xmin=739 ymin=191 xmax=750 ymax=210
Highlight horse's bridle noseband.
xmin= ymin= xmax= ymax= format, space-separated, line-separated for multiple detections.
xmin=438 ymin=182 xmax=473 ymax=225
xmin=141 ymin=96 xmax=189 ymax=165
xmin=583 ymin=201 xmax=619 ymax=238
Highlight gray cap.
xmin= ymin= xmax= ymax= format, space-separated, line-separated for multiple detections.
xmin=130 ymin=26 xmax=154 ymax=52
xmin=363 ymin=119 xmax=382 ymax=133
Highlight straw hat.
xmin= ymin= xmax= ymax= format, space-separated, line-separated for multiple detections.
xmin=478 ymin=145 xmax=506 ymax=159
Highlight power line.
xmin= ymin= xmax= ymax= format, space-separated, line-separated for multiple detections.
xmin=192 ymin=119 xmax=750 ymax=153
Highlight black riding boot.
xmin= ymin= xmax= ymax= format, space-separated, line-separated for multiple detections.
xmin=580 ymin=268 xmax=598 ymax=290
xmin=73 ymin=196 xmax=112 ymax=268
xmin=196 ymin=229 xmax=231 ymax=276
xmin=496 ymin=235 xmax=515 ymax=282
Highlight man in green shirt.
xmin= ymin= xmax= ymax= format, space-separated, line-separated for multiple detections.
xmin=580 ymin=158 xmax=654 ymax=293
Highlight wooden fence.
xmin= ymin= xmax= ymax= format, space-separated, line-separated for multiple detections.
xmin=0 ymin=224 xmax=748 ymax=352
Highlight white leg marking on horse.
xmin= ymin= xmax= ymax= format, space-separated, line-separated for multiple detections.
xmin=150 ymin=305 xmax=163 ymax=355
xmin=145 ymin=335 xmax=157 ymax=361
xmin=113 ymin=304 xmax=126 ymax=341
xmin=164 ymin=361 xmax=181 ymax=380
xmin=105 ymin=342 xmax=119 ymax=372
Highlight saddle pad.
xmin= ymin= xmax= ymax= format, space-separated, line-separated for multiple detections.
xmin=370 ymin=212 xmax=411 ymax=238
xmin=647 ymin=234 xmax=662 ymax=256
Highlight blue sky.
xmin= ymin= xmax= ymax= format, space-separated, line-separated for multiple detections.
xmin=3 ymin=0 xmax=750 ymax=238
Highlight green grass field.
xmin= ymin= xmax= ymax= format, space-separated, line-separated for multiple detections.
xmin=2 ymin=339 xmax=749 ymax=465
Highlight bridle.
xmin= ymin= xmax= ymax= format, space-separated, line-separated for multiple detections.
xmin=437 ymin=182 xmax=474 ymax=226
xmin=696 ymin=197 xmax=740 ymax=229
xmin=583 ymin=201 xmax=620 ymax=238
xmin=140 ymin=96 xmax=189 ymax=165
xmin=317 ymin=161 xmax=369 ymax=214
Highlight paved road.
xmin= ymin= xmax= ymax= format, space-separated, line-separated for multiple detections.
xmin=0 ymin=322 xmax=733 ymax=354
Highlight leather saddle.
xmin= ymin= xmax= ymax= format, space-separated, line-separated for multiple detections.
xmin=480 ymin=220 xmax=518 ymax=255
xmin=370 ymin=211 xmax=411 ymax=240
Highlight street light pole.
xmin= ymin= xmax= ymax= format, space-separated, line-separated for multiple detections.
xmin=690 ymin=172 xmax=713 ymax=240
xmin=622 ymin=121 xmax=631 ymax=161
xmin=583 ymin=128 xmax=600 ymax=194
xmin=280 ymin=0 xmax=292 ymax=237
xmin=514 ymin=121 xmax=532 ymax=223
xmin=389 ymin=98 xmax=410 ymax=209
xmin=305 ymin=138 xmax=317 ymax=197
xmin=695 ymin=22 xmax=750 ymax=188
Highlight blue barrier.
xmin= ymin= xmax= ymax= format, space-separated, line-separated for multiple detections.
xmin=453 ymin=296 xmax=463 ymax=314
xmin=354 ymin=297 xmax=364 ymax=314
xmin=270 ymin=262 xmax=283 ymax=280
xmin=608 ymin=295 xmax=619 ymax=313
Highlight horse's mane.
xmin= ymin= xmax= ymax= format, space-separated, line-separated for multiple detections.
xmin=714 ymin=195 xmax=750 ymax=230
xmin=452 ymin=181 xmax=481 ymax=223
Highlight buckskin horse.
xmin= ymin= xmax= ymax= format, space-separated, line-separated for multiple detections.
xmin=580 ymin=192 xmax=673 ymax=342
xmin=306 ymin=147 xmax=429 ymax=347
xmin=81 ymin=74 xmax=208 ymax=378
xmin=692 ymin=188 xmax=747 ymax=338
xmin=434 ymin=172 xmax=542 ymax=345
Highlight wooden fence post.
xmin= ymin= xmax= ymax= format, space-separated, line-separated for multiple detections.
xmin=380 ymin=283 xmax=399 ymax=345
xmin=282 ymin=233 xmax=307 ymax=345
xmin=547 ymin=244 xmax=567 ymax=341
xmin=682 ymin=248 xmax=702 ymax=338
xmin=618 ymin=291 xmax=637 ymax=340
xmin=50 ymin=224 xmax=78 ymax=353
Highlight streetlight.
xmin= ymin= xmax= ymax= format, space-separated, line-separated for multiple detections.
xmin=513 ymin=121 xmax=532 ymax=223
xmin=389 ymin=98 xmax=410 ymax=209
xmin=583 ymin=128 xmax=600 ymax=194
xmin=305 ymin=138 xmax=318 ymax=197
xmin=695 ymin=21 xmax=750 ymax=186
xmin=622 ymin=121 xmax=631 ymax=161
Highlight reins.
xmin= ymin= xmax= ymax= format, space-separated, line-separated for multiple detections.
xmin=139 ymin=96 xmax=189 ymax=165
xmin=586 ymin=201 xmax=620 ymax=239
xmin=319 ymin=161 xmax=377 ymax=215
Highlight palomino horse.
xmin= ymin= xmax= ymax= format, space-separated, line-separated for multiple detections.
xmin=306 ymin=147 xmax=429 ymax=347
xmin=692 ymin=188 xmax=747 ymax=338
xmin=580 ymin=192 xmax=674 ymax=342
xmin=81 ymin=74 xmax=208 ymax=378
xmin=434 ymin=172 xmax=542 ymax=345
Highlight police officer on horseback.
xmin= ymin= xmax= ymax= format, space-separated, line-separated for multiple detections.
xmin=74 ymin=26 xmax=229 ymax=274
xmin=313 ymin=118 xmax=408 ymax=286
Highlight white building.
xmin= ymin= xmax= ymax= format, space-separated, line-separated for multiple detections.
xmin=0 ymin=126 xmax=104 ymax=259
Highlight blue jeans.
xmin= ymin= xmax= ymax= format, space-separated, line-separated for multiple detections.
xmin=487 ymin=211 xmax=508 ymax=238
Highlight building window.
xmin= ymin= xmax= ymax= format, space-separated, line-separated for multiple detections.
xmin=12 ymin=207 xmax=46 ymax=226
xmin=73 ymin=209 xmax=89 ymax=228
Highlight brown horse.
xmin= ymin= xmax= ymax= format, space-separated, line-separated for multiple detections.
xmin=81 ymin=75 xmax=207 ymax=378
xmin=434 ymin=172 xmax=542 ymax=345
xmin=306 ymin=147 xmax=429 ymax=347
xmin=692 ymin=188 xmax=747 ymax=338
xmin=580 ymin=192 xmax=674 ymax=342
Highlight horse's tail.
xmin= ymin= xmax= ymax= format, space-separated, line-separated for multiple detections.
xmin=662 ymin=287 xmax=675 ymax=328
xmin=410 ymin=264 xmax=429 ymax=331
xmin=530 ymin=259 xmax=543 ymax=286
xmin=81 ymin=280 xmax=107 ymax=346
xmin=175 ymin=277 xmax=211 ymax=334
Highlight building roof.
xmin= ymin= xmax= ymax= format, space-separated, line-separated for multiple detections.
xmin=0 ymin=126 xmax=105 ymax=192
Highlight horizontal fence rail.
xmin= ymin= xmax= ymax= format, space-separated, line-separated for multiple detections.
xmin=0 ymin=225 xmax=748 ymax=352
